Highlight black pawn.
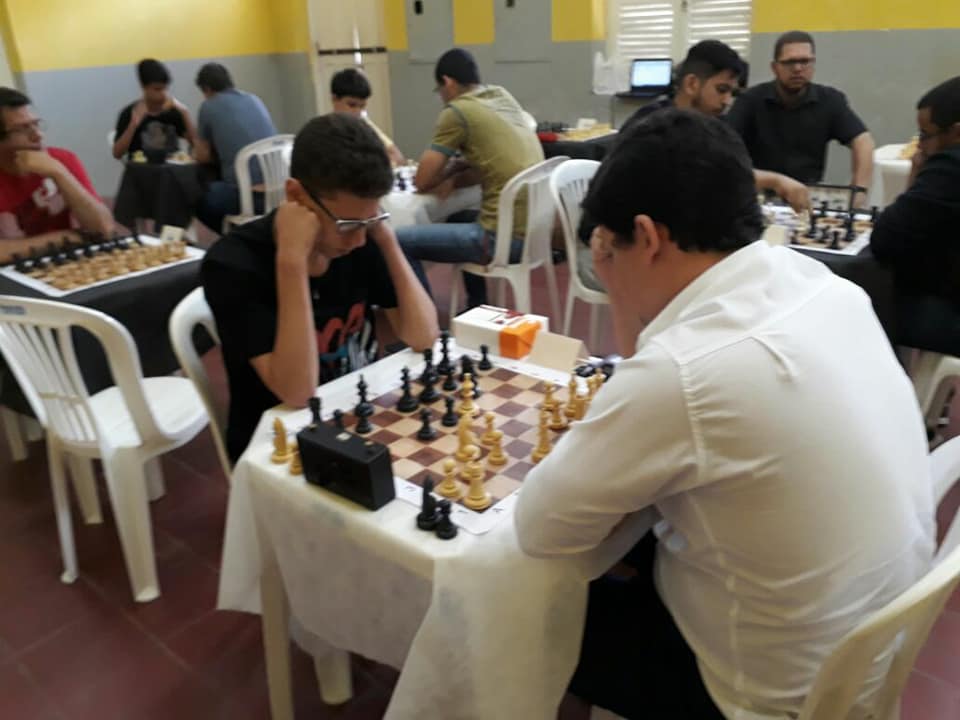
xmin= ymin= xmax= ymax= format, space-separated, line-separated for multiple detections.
xmin=441 ymin=396 xmax=458 ymax=427
xmin=458 ymin=355 xmax=475 ymax=383
xmin=416 ymin=476 xmax=438 ymax=530
xmin=397 ymin=368 xmax=418 ymax=413
xmin=442 ymin=364 xmax=458 ymax=393
xmin=829 ymin=230 xmax=840 ymax=250
xmin=417 ymin=408 xmax=437 ymax=441
xmin=436 ymin=330 xmax=452 ymax=375
xmin=309 ymin=397 xmax=322 ymax=426
xmin=419 ymin=371 xmax=440 ymax=404
xmin=418 ymin=348 xmax=435 ymax=384
xmin=355 ymin=375 xmax=374 ymax=418
xmin=332 ymin=409 xmax=345 ymax=431
xmin=435 ymin=499 xmax=458 ymax=540
xmin=478 ymin=344 xmax=493 ymax=371
xmin=355 ymin=413 xmax=372 ymax=434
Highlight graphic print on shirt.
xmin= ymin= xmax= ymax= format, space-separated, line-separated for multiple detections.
xmin=315 ymin=300 xmax=378 ymax=383
xmin=1 ymin=178 xmax=69 ymax=237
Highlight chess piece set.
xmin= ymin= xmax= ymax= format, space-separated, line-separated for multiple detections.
xmin=9 ymin=234 xmax=189 ymax=290
xmin=789 ymin=200 xmax=878 ymax=249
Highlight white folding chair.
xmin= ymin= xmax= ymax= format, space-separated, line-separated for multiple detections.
xmin=908 ymin=351 xmax=960 ymax=435
xmin=0 ymin=296 xmax=208 ymax=602
xmin=549 ymin=159 xmax=609 ymax=351
xmin=450 ymin=156 xmax=566 ymax=323
xmin=223 ymin=134 xmax=295 ymax=234
xmin=168 ymin=287 xmax=231 ymax=481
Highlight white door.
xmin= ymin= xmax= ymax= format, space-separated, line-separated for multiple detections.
xmin=307 ymin=0 xmax=394 ymax=138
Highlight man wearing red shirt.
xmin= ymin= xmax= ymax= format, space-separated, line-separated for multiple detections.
xmin=0 ymin=87 xmax=113 ymax=262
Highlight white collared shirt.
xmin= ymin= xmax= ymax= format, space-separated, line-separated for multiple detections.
xmin=515 ymin=241 xmax=935 ymax=719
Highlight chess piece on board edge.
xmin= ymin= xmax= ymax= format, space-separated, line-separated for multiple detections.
xmin=437 ymin=458 xmax=462 ymax=499
xmin=435 ymin=499 xmax=458 ymax=540
xmin=270 ymin=418 xmax=292 ymax=463
xmin=417 ymin=476 xmax=439 ymax=530
xmin=462 ymin=460 xmax=492 ymax=511
xmin=289 ymin=446 xmax=303 ymax=475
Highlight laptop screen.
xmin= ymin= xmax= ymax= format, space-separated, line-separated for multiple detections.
xmin=630 ymin=58 xmax=673 ymax=91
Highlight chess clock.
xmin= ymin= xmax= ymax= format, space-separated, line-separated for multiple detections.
xmin=296 ymin=422 xmax=396 ymax=510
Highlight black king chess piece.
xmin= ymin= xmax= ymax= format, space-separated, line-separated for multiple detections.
xmin=355 ymin=375 xmax=374 ymax=418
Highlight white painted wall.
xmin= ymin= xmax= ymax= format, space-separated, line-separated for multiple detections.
xmin=0 ymin=31 xmax=15 ymax=87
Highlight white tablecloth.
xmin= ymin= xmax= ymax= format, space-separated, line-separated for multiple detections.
xmin=382 ymin=186 xmax=482 ymax=229
xmin=217 ymin=347 xmax=656 ymax=718
xmin=868 ymin=144 xmax=911 ymax=209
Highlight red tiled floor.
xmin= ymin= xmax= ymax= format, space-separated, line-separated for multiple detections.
xmin=2 ymin=261 xmax=960 ymax=719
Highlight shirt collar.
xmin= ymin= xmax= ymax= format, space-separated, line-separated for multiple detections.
xmin=636 ymin=240 xmax=770 ymax=352
xmin=762 ymin=81 xmax=820 ymax=107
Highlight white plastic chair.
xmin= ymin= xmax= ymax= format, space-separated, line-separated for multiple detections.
xmin=223 ymin=134 xmax=295 ymax=234
xmin=909 ymin=351 xmax=960 ymax=434
xmin=0 ymin=296 xmax=208 ymax=602
xmin=168 ymin=287 xmax=232 ymax=481
xmin=450 ymin=156 xmax=566 ymax=323
xmin=591 ymin=436 xmax=960 ymax=720
xmin=549 ymin=159 xmax=609 ymax=351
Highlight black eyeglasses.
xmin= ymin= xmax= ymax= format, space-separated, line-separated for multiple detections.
xmin=305 ymin=189 xmax=391 ymax=234
xmin=777 ymin=58 xmax=815 ymax=69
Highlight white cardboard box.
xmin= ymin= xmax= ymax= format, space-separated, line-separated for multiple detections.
xmin=451 ymin=305 xmax=549 ymax=359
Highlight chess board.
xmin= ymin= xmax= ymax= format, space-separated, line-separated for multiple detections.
xmin=0 ymin=236 xmax=204 ymax=298
xmin=346 ymin=363 xmax=566 ymax=534
xmin=762 ymin=205 xmax=873 ymax=255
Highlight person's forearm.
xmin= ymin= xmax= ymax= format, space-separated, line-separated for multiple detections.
xmin=377 ymin=231 xmax=439 ymax=350
xmin=851 ymin=133 xmax=875 ymax=191
xmin=193 ymin=138 xmax=212 ymax=164
xmin=267 ymin=257 xmax=319 ymax=406
xmin=112 ymin=122 xmax=138 ymax=159
xmin=50 ymin=169 xmax=113 ymax=235
xmin=0 ymin=230 xmax=81 ymax=263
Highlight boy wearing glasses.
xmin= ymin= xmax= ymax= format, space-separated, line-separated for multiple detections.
xmin=202 ymin=113 xmax=438 ymax=462
xmin=0 ymin=87 xmax=113 ymax=262
xmin=726 ymin=31 xmax=874 ymax=204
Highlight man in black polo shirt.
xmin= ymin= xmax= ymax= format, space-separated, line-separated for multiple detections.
xmin=202 ymin=114 xmax=439 ymax=462
xmin=727 ymin=31 xmax=874 ymax=205
xmin=871 ymin=76 xmax=960 ymax=355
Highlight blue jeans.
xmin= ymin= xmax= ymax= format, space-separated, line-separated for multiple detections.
xmin=397 ymin=219 xmax=522 ymax=309
xmin=196 ymin=181 xmax=264 ymax=234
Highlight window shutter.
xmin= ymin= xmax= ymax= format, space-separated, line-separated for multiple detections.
xmin=614 ymin=0 xmax=677 ymax=58
xmin=686 ymin=0 xmax=752 ymax=55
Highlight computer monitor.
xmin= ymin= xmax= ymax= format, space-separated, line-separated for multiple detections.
xmin=629 ymin=58 xmax=673 ymax=96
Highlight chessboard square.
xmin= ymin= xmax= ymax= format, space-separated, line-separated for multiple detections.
xmin=499 ymin=419 xmax=531 ymax=438
xmin=485 ymin=474 xmax=521 ymax=499
xmin=513 ymin=390 xmax=543 ymax=406
xmin=515 ymin=408 xmax=542 ymax=427
xmin=391 ymin=438 xmax=422 ymax=457
xmin=502 ymin=460 xmax=536 ymax=481
xmin=375 ymin=410 xmax=404 ymax=425
xmin=373 ymin=393 xmax=397 ymax=409
xmin=510 ymin=374 xmax=539 ymax=389
xmin=431 ymin=434 xmax=459 ymax=454
xmin=488 ymin=368 xmax=515 ymax=382
xmin=368 ymin=428 xmax=402 ymax=446
xmin=505 ymin=439 xmax=534 ymax=458
xmin=494 ymin=400 xmax=527 ymax=418
xmin=392 ymin=418 xmax=421 ymax=436
xmin=408 ymin=446 xmax=446 ymax=466
xmin=475 ymin=393 xmax=502 ymax=411
xmin=489 ymin=383 xmax=522 ymax=399
xmin=393 ymin=458 xmax=423 ymax=479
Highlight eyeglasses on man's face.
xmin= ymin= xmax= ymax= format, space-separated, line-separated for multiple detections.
xmin=777 ymin=58 xmax=815 ymax=69
xmin=305 ymin=188 xmax=390 ymax=234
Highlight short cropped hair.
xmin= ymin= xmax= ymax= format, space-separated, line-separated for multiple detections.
xmin=0 ymin=87 xmax=31 ymax=135
xmin=137 ymin=59 xmax=171 ymax=87
xmin=583 ymin=109 xmax=763 ymax=253
xmin=331 ymin=68 xmax=372 ymax=99
xmin=195 ymin=63 xmax=234 ymax=93
xmin=290 ymin=113 xmax=393 ymax=199
xmin=434 ymin=48 xmax=481 ymax=87
xmin=676 ymin=40 xmax=743 ymax=85
xmin=917 ymin=76 xmax=960 ymax=130
xmin=774 ymin=31 xmax=816 ymax=60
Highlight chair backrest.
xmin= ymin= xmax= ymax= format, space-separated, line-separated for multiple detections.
xmin=0 ymin=296 xmax=166 ymax=453
xmin=234 ymin=134 xmax=295 ymax=217
xmin=520 ymin=110 xmax=538 ymax=133
xmin=549 ymin=159 xmax=602 ymax=297
xmin=491 ymin=155 xmax=569 ymax=268
xmin=168 ymin=287 xmax=232 ymax=479
xmin=798 ymin=435 xmax=960 ymax=720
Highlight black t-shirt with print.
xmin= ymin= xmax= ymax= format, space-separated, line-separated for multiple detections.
xmin=201 ymin=211 xmax=398 ymax=462
xmin=115 ymin=102 xmax=188 ymax=160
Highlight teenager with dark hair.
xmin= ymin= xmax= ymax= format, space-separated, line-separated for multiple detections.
xmin=871 ymin=76 xmax=960 ymax=355
xmin=515 ymin=109 xmax=934 ymax=720
xmin=330 ymin=67 xmax=404 ymax=166
xmin=193 ymin=63 xmax=277 ymax=232
xmin=396 ymin=47 xmax=544 ymax=309
xmin=0 ymin=87 xmax=113 ymax=261
xmin=202 ymin=113 xmax=438 ymax=460
xmin=113 ymin=58 xmax=197 ymax=161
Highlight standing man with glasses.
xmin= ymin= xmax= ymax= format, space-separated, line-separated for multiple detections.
xmin=727 ymin=31 xmax=874 ymax=206
xmin=0 ymin=87 xmax=113 ymax=262
xmin=202 ymin=113 xmax=438 ymax=462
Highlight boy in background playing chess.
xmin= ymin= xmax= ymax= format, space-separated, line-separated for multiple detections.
xmin=0 ymin=87 xmax=113 ymax=263
xmin=202 ymin=113 xmax=437 ymax=463
xmin=514 ymin=109 xmax=933 ymax=719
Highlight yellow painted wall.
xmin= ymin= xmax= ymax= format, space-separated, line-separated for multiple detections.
xmin=553 ymin=0 xmax=606 ymax=42
xmin=383 ymin=0 xmax=408 ymax=51
xmin=454 ymin=0 xmax=494 ymax=45
xmin=3 ymin=0 xmax=310 ymax=73
xmin=0 ymin=0 xmax=21 ymax=74
xmin=753 ymin=0 xmax=960 ymax=32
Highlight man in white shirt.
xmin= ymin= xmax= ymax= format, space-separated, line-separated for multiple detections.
xmin=514 ymin=109 xmax=935 ymax=719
